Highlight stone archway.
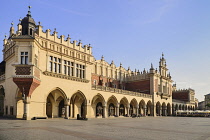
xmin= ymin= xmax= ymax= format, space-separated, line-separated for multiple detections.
xmin=179 ymin=104 xmax=182 ymax=110
xmin=119 ymin=97 xmax=129 ymax=116
xmin=91 ymin=93 xmax=105 ymax=118
xmin=70 ymin=91 xmax=87 ymax=118
xmin=130 ymin=98 xmax=138 ymax=116
xmin=156 ymin=102 xmax=161 ymax=116
xmin=147 ymin=100 xmax=152 ymax=116
xmin=46 ymin=88 xmax=67 ymax=118
xmin=162 ymin=102 xmax=166 ymax=116
xmin=167 ymin=103 xmax=171 ymax=116
xmin=107 ymin=95 xmax=118 ymax=117
xmin=139 ymin=100 xmax=146 ymax=116
xmin=172 ymin=104 xmax=175 ymax=116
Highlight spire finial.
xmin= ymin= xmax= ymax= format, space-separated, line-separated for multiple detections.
xmin=4 ymin=34 xmax=7 ymax=39
xmin=27 ymin=6 xmax=32 ymax=17
xmin=120 ymin=62 xmax=122 ymax=67
xmin=11 ymin=21 xmax=14 ymax=27
xmin=19 ymin=17 xmax=22 ymax=23
xmin=101 ymin=55 xmax=104 ymax=61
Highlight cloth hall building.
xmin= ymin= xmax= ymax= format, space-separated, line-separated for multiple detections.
xmin=0 ymin=7 xmax=197 ymax=120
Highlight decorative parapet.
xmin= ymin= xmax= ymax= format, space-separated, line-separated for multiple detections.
xmin=92 ymin=85 xmax=152 ymax=98
xmin=43 ymin=71 xmax=89 ymax=83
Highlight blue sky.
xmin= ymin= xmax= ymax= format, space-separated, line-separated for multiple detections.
xmin=1 ymin=0 xmax=210 ymax=101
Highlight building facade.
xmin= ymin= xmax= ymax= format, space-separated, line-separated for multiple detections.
xmin=0 ymin=7 xmax=196 ymax=120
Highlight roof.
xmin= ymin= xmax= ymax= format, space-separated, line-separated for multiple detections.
xmin=12 ymin=35 xmax=35 ymax=39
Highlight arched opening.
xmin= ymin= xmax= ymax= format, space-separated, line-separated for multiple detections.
xmin=109 ymin=103 xmax=115 ymax=116
xmin=167 ymin=103 xmax=171 ymax=116
xmin=179 ymin=104 xmax=182 ymax=110
xmin=156 ymin=102 xmax=161 ymax=116
xmin=139 ymin=100 xmax=146 ymax=116
xmin=147 ymin=101 xmax=152 ymax=116
xmin=129 ymin=104 xmax=133 ymax=115
xmin=70 ymin=91 xmax=87 ymax=118
xmin=172 ymin=104 xmax=175 ymax=116
xmin=46 ymin=88 xmax=67 ymax=118
xmin=185 ymin=105 xmax=187 ymax=110
xmin=107 ymin=95 xmax=118 ymax=117
xmin=119 ymin=97 xmax=129 ymax=116
xmin=182 ymin=105 xmax=185 ymax=110
xmin=30 ymin=28 xmax=33 ymax=36
xmin=91 ymin=94 xmax=105 ymax=118
xmin=119 ymin=104 xmax=125 ymax=116
xmin=130 ymin=98 xmax=138 ymax=116
xmin=96 ymin=102 xmax=103 ymax=117
xmin=162 ymin=102 xmax=166 ymax=116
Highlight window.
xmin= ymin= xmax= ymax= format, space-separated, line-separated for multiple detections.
xmin=30 ymin=28 xmax=33 ymax=36
xmin=49 ymin=56 xmax=61 ymax=73
xmin=20 ymin=52 xmax=28 ymax=64
xmin=63 ymin=60 xmax=74 ymax=76
xmin=76 ymin=64 xmax=85 ymax=78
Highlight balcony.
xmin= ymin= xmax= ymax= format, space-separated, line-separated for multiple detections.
xmin=92 ymin=85 xmax=152 ymax=98
xmin=13 ymin=64 xmax=40 ymax=80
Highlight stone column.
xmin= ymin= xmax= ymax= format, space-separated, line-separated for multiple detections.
xmin=144 ymin=105 xmax=147 ymax=116
xmin=65 ymin=105 xmax=69 ymax=119
xmin=70 ymin=103 xmax=74 ymax=118
xmin=160 ymin=106 xmax=162 ymax=116
xmin=116 ymin=103 xmax=119 ymax=117
xmin=136 ymin=106 xmax=139 ymax=116
xmin=152 ymin=105 xmax=156 ymax=117
xmin=127 ymin=106 xmax=130 ymax=117
xmin=23 ymin=97 xmax=30 ymax=120
xmin=103 ymin=105 xmax=107 ymax=118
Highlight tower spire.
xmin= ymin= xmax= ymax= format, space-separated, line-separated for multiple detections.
xmin=27 ymin=6 xmax=32 ymax=17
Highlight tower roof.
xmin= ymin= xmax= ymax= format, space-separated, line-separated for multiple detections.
xmin=21 ymin=6 xmax=36 ymax=26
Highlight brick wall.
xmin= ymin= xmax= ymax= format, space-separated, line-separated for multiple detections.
xmin=126 ymin=80 xmax=150 ymax=94
xmin=172 ymin=91 xmax=189 ymax=101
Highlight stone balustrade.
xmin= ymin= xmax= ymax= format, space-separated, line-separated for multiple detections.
xmin=91 ymin=85 xmax=152 ymax=98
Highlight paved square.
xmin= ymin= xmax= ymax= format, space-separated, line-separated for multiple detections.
xmin=0 ymin=117 xmax=210 ymax=140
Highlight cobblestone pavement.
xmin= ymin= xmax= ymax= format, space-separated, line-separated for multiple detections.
xmin=0 ymin=117 xmax=210 ymax=140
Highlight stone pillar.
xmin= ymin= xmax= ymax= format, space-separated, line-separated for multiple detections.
xmin=23 ymin=97 xmax=30 ymax=120
xmin=103 ymin=105 xmax=107 ymax=118
xmin=116 ymin=103 xmax=119 ymax=117
xmin=160 ymin=106 xmax=162 ymax=116
xmin=144 ymin=105 xmax=147 ymax=116
xmin=70 ymin=103 xmax=74 ymax=118
xmin=127 ymin=106 xmax=130 ymax=116
xmin=65 ymin=105 xmax=69 ymax=119
xmin=153 ymin=105 xmax=156 ymax=117
xmin=136 ymin=106 xmax=139 ymax=116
